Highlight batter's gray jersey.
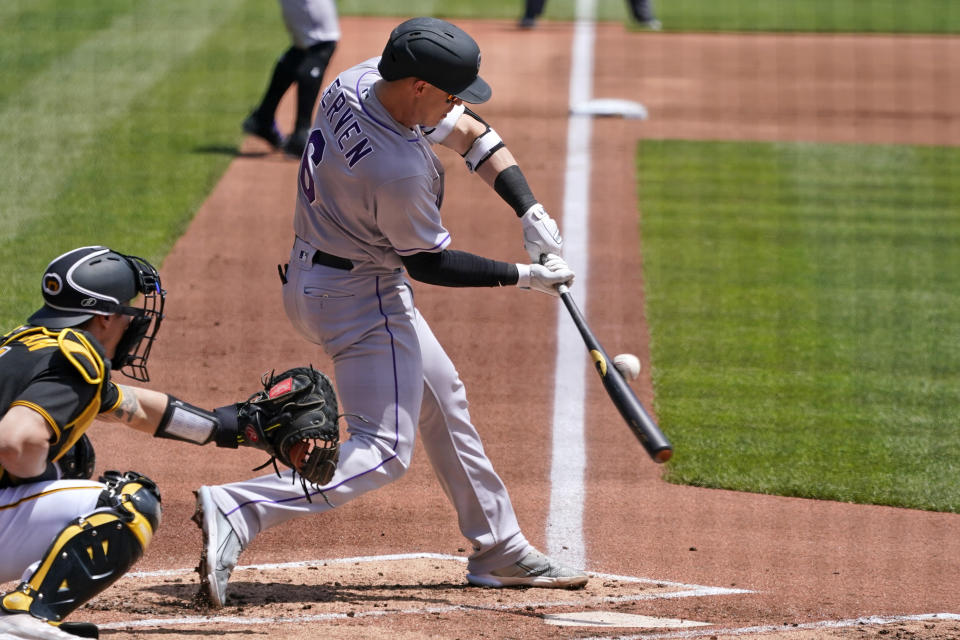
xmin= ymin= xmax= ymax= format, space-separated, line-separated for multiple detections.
xmin=279 ymin=0 xmax=340 ymax=49
xmin=293 ymin=58 xmax=452 ymax=275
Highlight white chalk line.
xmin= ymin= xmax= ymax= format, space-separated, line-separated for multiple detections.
xmin=104 ymin=552 xmax=749 ymax=631
xmin=111 ymin=556 xmax=957 ymax=636
xmin=126 ymin=552 xmax=747 ymax=592
xmin=547 ymin=0 xmax=596 ymax=572
xmin=580 ymin=613 xmax=960 ymax=640
xmin=98 ymin=590 xmax=731 ymax=632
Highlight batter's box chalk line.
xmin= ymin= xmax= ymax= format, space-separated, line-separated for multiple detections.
xmin=569 ymin=98 xmax=649 ymax=119
xmin=104 ymin=552 xmax=747 ymax=631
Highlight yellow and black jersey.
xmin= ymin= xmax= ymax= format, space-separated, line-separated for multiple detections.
xmin=0 ymin=325 xmax=122 ymax=487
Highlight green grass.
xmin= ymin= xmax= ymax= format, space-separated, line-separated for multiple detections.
xmin=0 ymin=0 xmax=287 ymax=328
xmin=337 ymin=0 xmax=960 ymax=33
xmin=638 ymin=140 xmax=960 ymax=512
xmin=655 ymin=0 xmax=960 ymax=33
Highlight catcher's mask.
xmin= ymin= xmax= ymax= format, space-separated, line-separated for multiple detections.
xmin=28 ymin=246 xmax=166 ymax=382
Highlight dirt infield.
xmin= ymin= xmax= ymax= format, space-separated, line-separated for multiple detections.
xmin=25 ymin=17 xmax=960 ymax=640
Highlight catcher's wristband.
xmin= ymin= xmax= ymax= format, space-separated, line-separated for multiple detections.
xmin=154 ymin=395 xmax=238 ymax=448
xmin=212 ymin=404 xmax=241 ymax=448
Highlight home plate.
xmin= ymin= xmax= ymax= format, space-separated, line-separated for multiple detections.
xmin=569 ymin=98 xmax=648 ymax=119
xmin=544 ymin=611 xmax=713 ymax=628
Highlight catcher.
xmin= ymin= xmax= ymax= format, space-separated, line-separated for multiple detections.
xmin=0 ymin=245 xmax=338 ymax=640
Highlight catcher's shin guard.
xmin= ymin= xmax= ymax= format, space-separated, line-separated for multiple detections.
xmin=0 ymin=471 xmax=161 ymax=622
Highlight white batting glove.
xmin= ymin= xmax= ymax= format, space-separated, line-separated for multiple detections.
xmin=516 ymin=254 xmax=575 ymax=297
xmin=521 ymin=203 xmax=562 ymax=262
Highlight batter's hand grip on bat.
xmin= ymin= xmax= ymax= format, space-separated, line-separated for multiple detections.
xmin=557 ymin=287 xmax=672 ymax=463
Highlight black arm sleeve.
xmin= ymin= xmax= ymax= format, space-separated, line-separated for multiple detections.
xmin=493 ymin=165 xmax=538 ymax=217
xmin=401 ymin=250 xmax=519 ymax=287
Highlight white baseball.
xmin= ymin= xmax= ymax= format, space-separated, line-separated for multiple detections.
xmin=613 ymin=353 xmax=641 ymax=381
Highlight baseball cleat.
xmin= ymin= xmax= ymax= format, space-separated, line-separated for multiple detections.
xmin=242 ymin=113 xmax=285 ymax=149
xmin=0 ymin=613 xmax=79 ymax=639
xmin=193 ymin=486 xmax=243 ymax=609
xmin=466 ymin=549 xmax=588 ymax=589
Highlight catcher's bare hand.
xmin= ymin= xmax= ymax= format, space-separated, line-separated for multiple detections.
xmin=288 ymin=438 xmax=339 ymax=486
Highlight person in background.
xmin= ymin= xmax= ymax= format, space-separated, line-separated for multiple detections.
xmin=241 ymin=0 xmax=339 ymax=157
xmin=519 ymin=0 xmax=661 ymax=30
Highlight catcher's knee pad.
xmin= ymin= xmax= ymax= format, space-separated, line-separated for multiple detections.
xmin=0 ymin=471 xmax=161 ymax=622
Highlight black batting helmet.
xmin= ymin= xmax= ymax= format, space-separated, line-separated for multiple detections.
xmin=378 ymin=17 xmax=491 ymax=104
xmin=28 ymin=246 xmax=166 ymax=381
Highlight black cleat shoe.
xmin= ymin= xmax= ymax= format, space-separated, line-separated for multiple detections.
xmin=242 ymin=113 xmax=285 ymax=149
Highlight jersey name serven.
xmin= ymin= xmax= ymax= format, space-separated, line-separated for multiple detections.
xmin=318 ymin=78 xmax=373 ymax=168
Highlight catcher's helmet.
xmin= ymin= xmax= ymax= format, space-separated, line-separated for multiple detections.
xmin=378 ymin=17 xmax=491 ymax=104
xmin=28 ymin=246 xmax=166 ymax=381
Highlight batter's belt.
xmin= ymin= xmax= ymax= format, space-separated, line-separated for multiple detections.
xmin=312 ymin=250 xmax=354 ymax=271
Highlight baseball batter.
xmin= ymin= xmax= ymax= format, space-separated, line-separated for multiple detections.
xmin=194 ymin=17 xmax=587 ymax=608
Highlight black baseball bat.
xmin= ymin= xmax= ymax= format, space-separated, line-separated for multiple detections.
xmin=557 ymin=284 xmax=673 ymax=463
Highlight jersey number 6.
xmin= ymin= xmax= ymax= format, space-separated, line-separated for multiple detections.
xmin=298 ymin=130 xmax=327 ymax=204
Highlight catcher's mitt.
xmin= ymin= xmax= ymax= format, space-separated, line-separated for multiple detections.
xmin=236 ymin=366 xmax=340 ymax=488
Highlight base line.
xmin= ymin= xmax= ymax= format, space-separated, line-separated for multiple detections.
xmin=547 ymin=0 xmax=597 ymax=572
xmin=580 ymin=613 xmax=960 ymax=640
